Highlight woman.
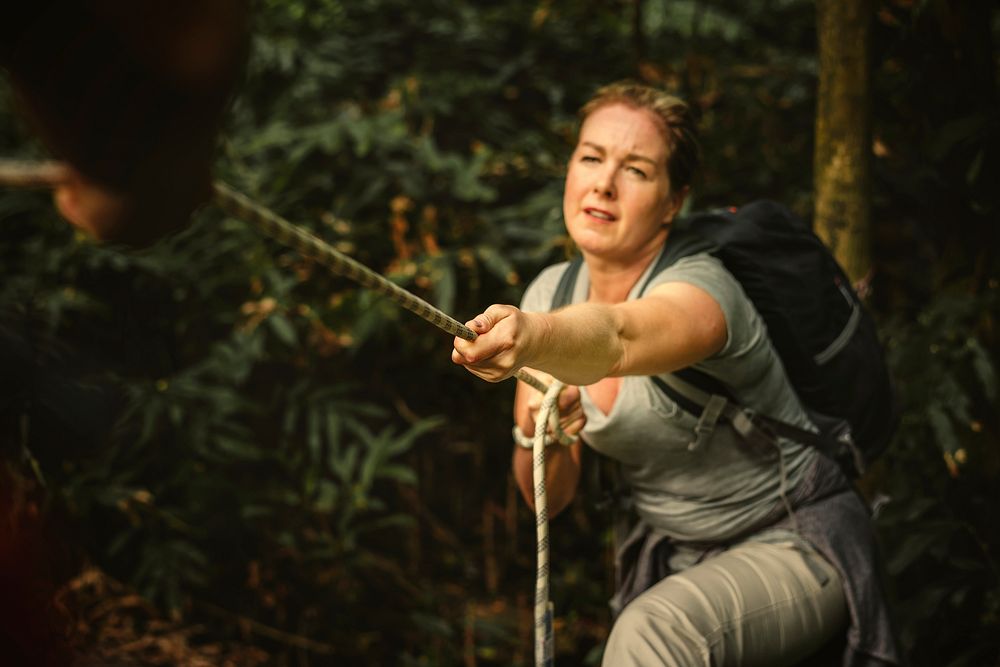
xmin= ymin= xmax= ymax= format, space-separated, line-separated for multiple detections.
xmin=452 ymin=82 xmax=899 ymax=666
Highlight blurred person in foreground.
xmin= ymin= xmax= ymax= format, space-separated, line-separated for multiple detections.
xmin=0 ymin=0 xmax=249 ymax=246
xmin=0 ymin=3 xmax=249 ymax=664
xmin=453 ymin=81 xmax=900 ymax=667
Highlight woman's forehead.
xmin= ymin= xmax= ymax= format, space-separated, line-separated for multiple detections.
xmin=578 ymin=104 xmax=669 ymax=162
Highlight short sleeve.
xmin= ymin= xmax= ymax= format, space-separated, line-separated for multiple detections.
xmin=519 ymin=262 xmax=571 ymax=313
xmin=645 ymin=253 xmax=764 ymax=360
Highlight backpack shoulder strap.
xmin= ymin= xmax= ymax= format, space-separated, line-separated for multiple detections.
xmin=636 ymin=220 xmax=730 ymax=406
xmin=550 ymin=256 xmax=584 ymax=311
xmin=637 ymin=219 xmax=717 ymax=296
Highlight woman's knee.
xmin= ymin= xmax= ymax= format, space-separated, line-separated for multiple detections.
xmin=603 ymin=596 xmax=712 ymax=667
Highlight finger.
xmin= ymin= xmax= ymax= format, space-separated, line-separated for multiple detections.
xmin=559 ymin=415 xmax=587 ymax=436
xmin=466 ymin=304 xmax=512 ymax=335
xmin=464 ymin=316 xmax=489 ymax=335
xmin=558 ymin=386 xmax=581 ymax=411
xmin=558 ymin=404 xmax=583 ymax=423
xmin=482 ymin=303 xmax=516 ymax=324
xmin=559 ymin=401 xmax=584 ymax=419
xmin=452 ymin=335 xmax=476 ymax=363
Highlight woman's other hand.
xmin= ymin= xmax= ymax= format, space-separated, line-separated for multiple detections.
xmin=512 ymin=371 xmax=585 ymax=515
xmin=524 ymin=376 xmax=586 ymax=444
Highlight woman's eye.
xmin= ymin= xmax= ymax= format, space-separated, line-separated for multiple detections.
xmin=627 ymin=166 xmax=648 ymax=178
xmin=580 ymin=155 xmax=600 ymax=163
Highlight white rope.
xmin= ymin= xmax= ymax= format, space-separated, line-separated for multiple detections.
xmin=532 ymin=379 xmax=564 ymax=667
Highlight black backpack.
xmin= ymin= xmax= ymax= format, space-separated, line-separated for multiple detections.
xmin=550 ymin=200 xmax=897 ymax=477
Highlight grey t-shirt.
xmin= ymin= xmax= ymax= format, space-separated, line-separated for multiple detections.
xmin=520 ymin=249 xmax=820 ymax=543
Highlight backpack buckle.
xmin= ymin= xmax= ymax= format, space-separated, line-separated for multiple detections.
xmin=688 ymin=394 xmax=729 ymax=451
xmin=730 ymin=407 xmax=780 ymax=456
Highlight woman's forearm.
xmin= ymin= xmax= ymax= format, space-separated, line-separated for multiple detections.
xmin=512 ymin=441 xmax=582 ymax=517
xmin=452 ymin=302 xmax=626 ymax=386
xmin=521 ymin=305 xmax=626 ymax=386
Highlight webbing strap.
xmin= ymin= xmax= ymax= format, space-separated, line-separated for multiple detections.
xmin=653 ymin=372 xmax=844 ymax=458
xmin=690 ymin=394 xmax=728 ymax=452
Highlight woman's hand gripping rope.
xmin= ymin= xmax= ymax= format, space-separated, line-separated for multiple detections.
xmin=453 ymin=307 xmax=583 ymax=446
xmin=451 ymin=304 xmax=538 ymax=383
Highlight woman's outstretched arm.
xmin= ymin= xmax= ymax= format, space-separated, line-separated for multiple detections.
xmin=452 ymin=281 xmax=727 ymax=386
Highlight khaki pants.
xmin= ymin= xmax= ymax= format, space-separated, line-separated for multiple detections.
xmin=602 ymin=539 xmax=847 ymax=667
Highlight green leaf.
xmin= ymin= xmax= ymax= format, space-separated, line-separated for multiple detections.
xmin=332 ymin=444 xmax=359 ymax=484
xmin=307 ymin=407 xmax=323 ymax=462
xmin=356 ymin=513 xmax=415 ymax=533
xmin=967 ymin=337 xmax=998 ymax=401
xmin=315 ymin=479 xmax=339 ymax=513
xmin=324 ymin=410 xmax=342 ymax=460
xmin=268 ymin=313 xmax=298 ymax=346
xmin=927 ymin=404 xmax=958 ymax=453
xmin=476 ymin=244 xmax=518 ymax=285
xmin=887 ymin=527 xmax=951 ymax=575
xmin=377 ymin=464 xmax=417 ymax=485
xmin=214 ymin=435 xmax=266 ymax=462
xmin=427 ymin=255 xmax=456 ymax=315
xmin=410 ymin=612 xmax=454 ymax=639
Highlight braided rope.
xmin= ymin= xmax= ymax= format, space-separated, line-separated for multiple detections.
xmin=209 ymin=183 xmax=548 ymax=394
xmin=532 ymin=380 xmax=563 ymax=667
xmin=212 ymin=183 xmax=471 ymax=333
xmin=0 ymin=159 xmax=559 ymax=662
xmin=0 ymin=161 xmax=547 ymax=394
xmin=0 ymin=160 xmax=69 ymax=187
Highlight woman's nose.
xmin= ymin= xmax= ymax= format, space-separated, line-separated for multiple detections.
xmin=593 ymin=166 xmax=616 ymax=198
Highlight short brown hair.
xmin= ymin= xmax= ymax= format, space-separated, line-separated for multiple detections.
xmin=579 ymin=81 xmax=701 ymax=192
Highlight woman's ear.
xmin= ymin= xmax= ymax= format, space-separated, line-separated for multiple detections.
xmin=662 ymin=186 xmax=690 ymax=226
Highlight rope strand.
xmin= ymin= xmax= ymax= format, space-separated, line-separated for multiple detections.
xmin=532 ymin=380 xmax=564 ymax=667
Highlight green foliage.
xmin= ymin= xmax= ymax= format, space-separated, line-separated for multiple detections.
xmin=877 ymin=283 xmax=1000 ymax=666
xmin=867 ymin=4 xmax=1000 ymax=663
xmin=1 ymin=0 xmax=997 ymax=665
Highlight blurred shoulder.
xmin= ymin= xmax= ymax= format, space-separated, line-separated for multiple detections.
xmin=519 ymin=261 xmax=573 ymax=313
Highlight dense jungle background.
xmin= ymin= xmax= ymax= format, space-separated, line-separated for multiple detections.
xmin=1 ymin=0 xmax=998 ymax=665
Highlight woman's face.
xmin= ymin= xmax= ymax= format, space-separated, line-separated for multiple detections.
xmin=563 ymin=103 xmax=682 ymax=266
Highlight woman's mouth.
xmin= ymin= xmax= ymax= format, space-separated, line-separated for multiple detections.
xmin=585 ymin=207 xmax=616 ymax=221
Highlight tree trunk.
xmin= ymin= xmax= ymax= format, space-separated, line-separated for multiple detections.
xmin=813 ymin=0 xmax=872 ymax=284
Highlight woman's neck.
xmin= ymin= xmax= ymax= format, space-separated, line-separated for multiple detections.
xmin=584 ymin=240 xmax=665 ymax=304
